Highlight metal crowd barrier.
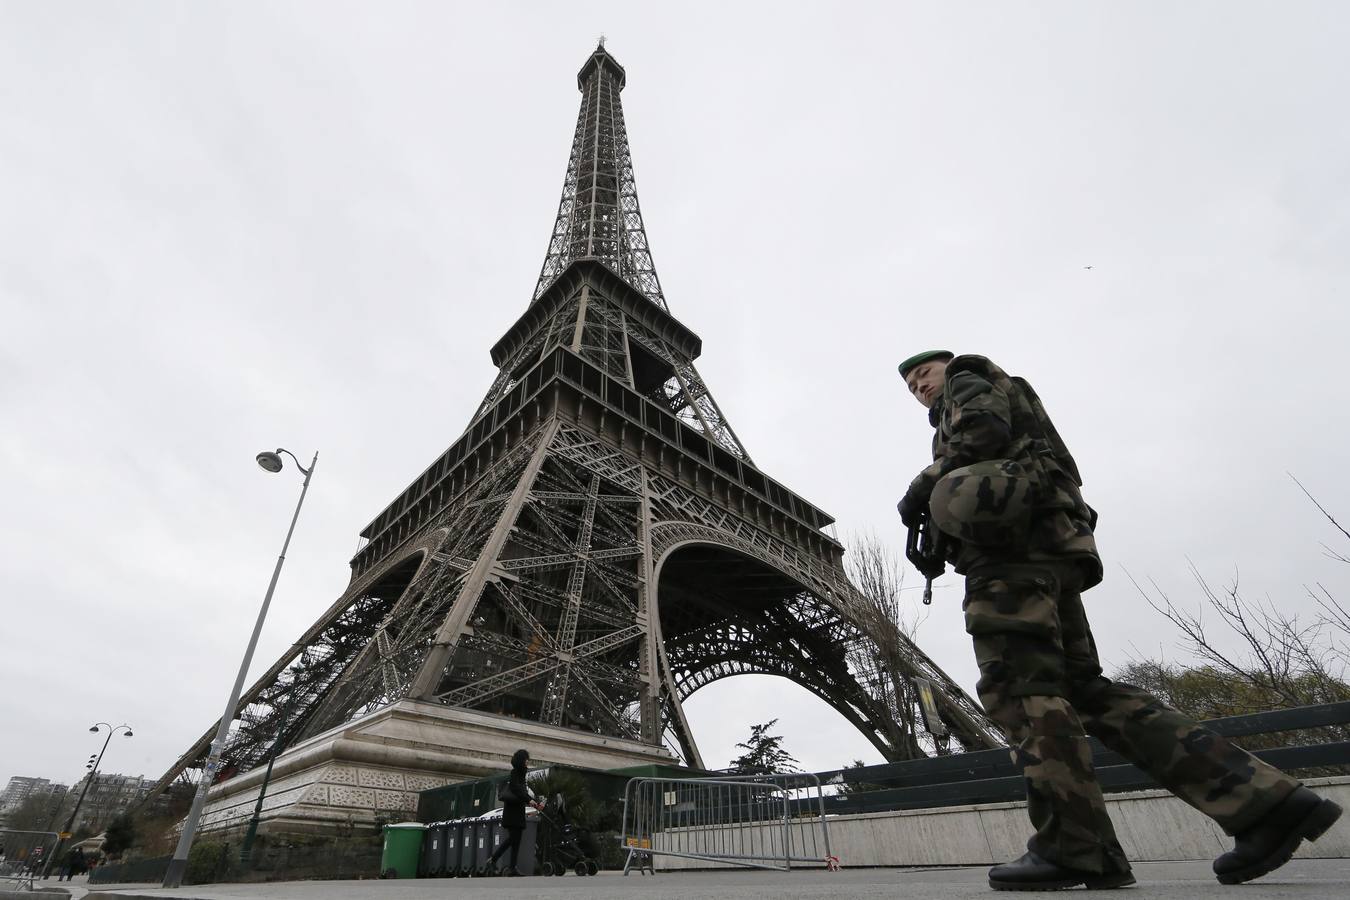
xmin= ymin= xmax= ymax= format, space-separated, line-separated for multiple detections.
xmin=0 ymin=828 xmax=60 ymax=890
xmin=620 ymin=774 xmax=833 ymax=874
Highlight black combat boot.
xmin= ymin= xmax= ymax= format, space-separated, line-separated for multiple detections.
xmin=1213 ymin=786 xmax=1343 ymax=885
xmin=989 ymin=851 xmax=1136 ymax=891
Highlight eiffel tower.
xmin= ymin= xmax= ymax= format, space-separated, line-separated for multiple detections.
xmin=149 ymin=42 xmax=998 ymax=833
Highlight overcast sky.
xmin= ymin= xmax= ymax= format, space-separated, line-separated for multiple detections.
xmin=3 ymin=2 xmax=1349 ymax=786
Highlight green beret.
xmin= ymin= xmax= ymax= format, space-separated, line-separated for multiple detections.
xmin=897 ymin=350 xmax=954 ymax=378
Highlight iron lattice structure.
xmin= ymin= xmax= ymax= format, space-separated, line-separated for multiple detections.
xmin=147 ymin=44 xmax=999 ymax=800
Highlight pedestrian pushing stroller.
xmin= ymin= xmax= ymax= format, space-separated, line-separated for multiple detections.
xmin=536 ymin=792 xmax=598 ymax=876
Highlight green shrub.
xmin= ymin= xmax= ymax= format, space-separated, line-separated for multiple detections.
xmin=185 ymin=840 xmax=234 ymax=885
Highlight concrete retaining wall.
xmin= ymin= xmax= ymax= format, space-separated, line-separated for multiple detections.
xmin=650 ymin=775 xmax=1350 ymax=869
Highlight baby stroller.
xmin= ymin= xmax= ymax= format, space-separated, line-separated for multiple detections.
xmin=537 ymin=792 xmax=599 ymax=876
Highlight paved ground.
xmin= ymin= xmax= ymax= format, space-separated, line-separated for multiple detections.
xmin=46 ymin=859 xmax=1350 ymax=899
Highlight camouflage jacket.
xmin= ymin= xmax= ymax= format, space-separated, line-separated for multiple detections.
xmin=908 ymin=355 xmax=1102 ymax=584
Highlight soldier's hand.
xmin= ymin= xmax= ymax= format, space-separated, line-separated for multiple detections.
xmin=899 ymin=472 xmax=935 ymax=527
xmin=897 ymin=492 xmax=925 ymax=528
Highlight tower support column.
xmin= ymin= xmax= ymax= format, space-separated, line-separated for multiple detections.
xmin=408 ymin=420 xmax=562 ymax=699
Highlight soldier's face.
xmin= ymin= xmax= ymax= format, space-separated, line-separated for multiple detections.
xmin=905 ymin=360 xmax=947 ymax=409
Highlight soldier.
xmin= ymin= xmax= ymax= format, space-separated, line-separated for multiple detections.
xmin=895 ymin=350 xmax=1342 ymax=891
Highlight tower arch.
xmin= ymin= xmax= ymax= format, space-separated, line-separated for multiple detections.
xmin=651 ymin=535 xmax=908 ymax=764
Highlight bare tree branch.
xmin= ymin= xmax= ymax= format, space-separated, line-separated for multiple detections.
xmin=1118 ymin=483 xmax=1350 ymax=759
xmin=843 ymin=530 xmax=933 ymax=757
xmin=1290 ymin=472 xmax=1350 ymax=544
xmin=1124 ymin=562 xmax=1346 ymax=710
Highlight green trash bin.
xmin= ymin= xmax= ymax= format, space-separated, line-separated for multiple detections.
xmin=380 ymin=822 xmax=426 ymax=879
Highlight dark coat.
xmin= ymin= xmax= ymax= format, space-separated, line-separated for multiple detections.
xmin=500 ymin=766 xmax=529 ymax=829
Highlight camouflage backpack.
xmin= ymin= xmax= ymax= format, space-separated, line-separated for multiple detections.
xmin=928 ymin=357 xmax=1087 ymax=546
xmin=929 ymin=458 xmax=1038 ymax=546
xmin=1011 ymin=374 xmax=1083 ymax=487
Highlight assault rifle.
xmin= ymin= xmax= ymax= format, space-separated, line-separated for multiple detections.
xmin=905 ymin=512 xmax=947 ymax=605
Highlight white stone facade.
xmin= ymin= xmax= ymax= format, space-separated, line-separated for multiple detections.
xmin=195 ymin=698 xmax=675 ymax=837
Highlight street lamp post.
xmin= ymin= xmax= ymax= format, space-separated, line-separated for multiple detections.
xmin=161 ymin=448 xmax=317 ymax=889
xmin=42 ymin=723 xmax=132 ymax=879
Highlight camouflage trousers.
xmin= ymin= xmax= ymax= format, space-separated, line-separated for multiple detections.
xmin=963 ymin=559 xmax=1299 ymax=875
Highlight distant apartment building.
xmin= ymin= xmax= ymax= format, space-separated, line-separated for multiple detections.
xmin=0 ymin=777 xmax=69 ymax=829
xmin=0 ymin=776 xmax=68 ymax=812
xmin=67 ymin=772 xmax=154 ymax=832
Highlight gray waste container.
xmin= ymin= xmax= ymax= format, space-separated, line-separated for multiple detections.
xmin=420 ymin=822 xmax=447 ymax=876
xmin=487 ymin=818 xmax=506 ymax=872
xmin=444 ymin=819 xmax=468 ymax=876
xmin=466 ymin=818 xmax=487 ymax=876
xmin=472 ymin=817 xmax=499 ymax=875
xmin=514 ymin=817 xmax=540 ymax=876
xmin=438 ymin=821 xmax=455 ymax=875
xmin=477 ymin=820 xmax=494 ymax=874
xmin=461 ymin=818 xmax=478 ymax=876
xmin=477 ymin=814 xmax=540 ymax=876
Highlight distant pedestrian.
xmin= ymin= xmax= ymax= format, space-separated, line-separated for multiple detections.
xmin=489 ymin=748 xmax=543 ymax=876
xmin=59 ymin=846 xmax=83 ymax=881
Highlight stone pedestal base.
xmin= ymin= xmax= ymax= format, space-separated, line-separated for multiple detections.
xmin=195 ymin=699 xmax=675 ymax=837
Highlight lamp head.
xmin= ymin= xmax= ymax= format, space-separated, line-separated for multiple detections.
xmin=89 ymin=725 xmax=99 ymax=732
xmin=123 ymin=730 xmax=133 ymax=738
xmin=256 ymin=451 xmax=284 ymax=473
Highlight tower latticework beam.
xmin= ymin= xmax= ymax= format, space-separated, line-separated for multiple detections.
xmin=535 ymin=47 xmax=666 ymax=311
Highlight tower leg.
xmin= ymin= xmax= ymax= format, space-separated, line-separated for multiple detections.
xmin=658 ymin=637 xmax=704 ymax=769
xmin=407 ymin=421 xmax=561 ymax=699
